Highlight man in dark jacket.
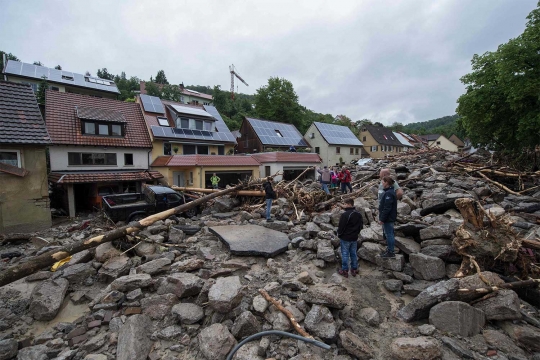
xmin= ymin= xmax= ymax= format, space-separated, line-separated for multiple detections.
xmin=337 ymin=198 xmax=363 ymax=277
xmin=263 ymin=176 xmax=275 ymax=222
xmin=378 ymin=176 xmax=397 ymax=258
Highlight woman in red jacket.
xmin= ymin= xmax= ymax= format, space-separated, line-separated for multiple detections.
xmin=338 ymin=166 xmax=353 ymax=194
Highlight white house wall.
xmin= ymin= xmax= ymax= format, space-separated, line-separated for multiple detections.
xmin=305 ymin=123 xmax=363 ymax=167
xmin=429 ymin=136 xmax=459 ymax=152
xmin=259 ymin=162 xmax=318 ymax=182
xmin=49 ymin=146 xmax=150 ymax=171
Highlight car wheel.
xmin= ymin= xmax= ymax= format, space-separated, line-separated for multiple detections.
xmin=184 ymin=206 xmax=198 ymax=219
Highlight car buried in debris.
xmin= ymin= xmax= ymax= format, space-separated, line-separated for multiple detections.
xmin=101 ymin=185 xmax=198 ymax=223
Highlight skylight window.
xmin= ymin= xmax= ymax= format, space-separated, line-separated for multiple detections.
xmin=62 ymin=75 xmax=74 ymax=81
xmin=275 ymin=130 xmax=283 ymax=137
xmin=157 ymin=117 xmax=169 ymax=127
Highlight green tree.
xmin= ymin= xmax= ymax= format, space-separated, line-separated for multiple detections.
xmin=374 ymin=122 xmax=384 ymax=127
xmin=456 ymin=2 xmax=540 ymax=153
xmin=161 ymin=84 xmax=182 ymax=102
xmin=54 ymin=65 xmax=62 ymax=70
xmin=97 ymin=68 xmax=114 ymax=80
xmin=0 ymin=51 xmax=19 ymax=69
xmin=155 ymin=70 xmax=169 ymax=84
xmin=145 ymin=81 xmax=161 ymax=97
xmin=254 ymin=77 xmax=304 ymax=131
xmin=389 ymin=122 xmax=405 ymax=132
xmin=33 ymin=61 xmax=44 ymax=66
xmin=35 ymin=76 xmax=49 ymax=104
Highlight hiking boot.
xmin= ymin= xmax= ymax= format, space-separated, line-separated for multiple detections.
xmin=380 ymin=248 xmax=388 ymax=256
xmin=338 ymin=269 xmax=349 ymax=278
xmin=380 ymin=250 xmax=395 ymax=258
xmin=351 ymin=269 xmax=358 ymax=277
xmin=266 ymin=219 xmax=274 ymax=222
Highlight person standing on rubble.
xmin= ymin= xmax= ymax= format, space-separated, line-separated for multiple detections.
xmin=337 ymin=198 xmax=363 ymax=277
xmin=378 ymin=168 xmax=403 ymax=200
xmin=379 ymin=176 xmax=397 ymax=258
xmin=317 ymin=166 xmax=331 ymax=195
xmin=338 ymin=166 xmax=353 ymax=194
xmin=263 ymin=176 xmax=276 ymax=222
xmin=210 ymin=173 xmax=221 ymax=189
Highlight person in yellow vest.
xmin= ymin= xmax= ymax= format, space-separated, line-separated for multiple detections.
xmin=210 ymin=173 xmax=220 ymax=189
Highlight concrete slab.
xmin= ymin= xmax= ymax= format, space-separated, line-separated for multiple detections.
xmin=209 ymin=225 xmax=290 ymax=258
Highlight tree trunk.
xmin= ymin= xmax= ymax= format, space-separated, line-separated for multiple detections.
xmin=0 ymin=184 xmax=244 ymax=287
xmin=172 ymin=186 xmax=264 ymax=196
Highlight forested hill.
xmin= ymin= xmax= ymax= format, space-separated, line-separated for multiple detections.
xmin=399 ymin=114 xmax=462 ymax=138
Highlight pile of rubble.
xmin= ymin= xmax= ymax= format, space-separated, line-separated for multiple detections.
xmin=0 ymin=149 xmax=539 ymax=360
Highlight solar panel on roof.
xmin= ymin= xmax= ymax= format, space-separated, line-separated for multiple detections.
xmin=169 ymin=104 xmax=213 ymax=118
xmin=246 ymin=118 xmax=308 ymax=147
xmin=140 ymin=94 xmax=165 ymax=114
xmin=315 ymin=122 xmax=363 ymax=146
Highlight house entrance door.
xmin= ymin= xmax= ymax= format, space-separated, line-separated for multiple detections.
xmin=173 ymin=172 xmax=185 ymax=187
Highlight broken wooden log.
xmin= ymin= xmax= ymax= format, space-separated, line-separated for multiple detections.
xmin=457 ymin=279 xmax=540 ymax=294
xmin=0 ymin=233 xmax=34 ymax=245
xmin=172 ymin=186 xmax=264 ymax=197
xmin=522 ymin=239 xmax=540 ymax=251
xmin=315 ymin=180 xmax=378 ymax=211
xmin=419 ymin=200 xmax=458 ymax=217
xmin=0 ymin=184 xmax=245 ymax=287
xmin=477 ymin=172 xmax=521 ymax=196
xmin=258 ymin=289 xmax=312 ymax=338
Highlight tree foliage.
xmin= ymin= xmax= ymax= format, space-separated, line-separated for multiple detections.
xmin=155 ymin=70 xmax=169 ymax=84
xmin=456 ymin=2 xmax=540 ymax=152
xmin=54 ymin=65 xmax=62 ymax=70
xmin=212 ymin=85 xmax=255 ymax=131
xmin=0 ymin=51 xmax=19 ymax=70
xmin=395 ymin=114 xmax=463 ymax=138
xmin=33 ymin=61 xmax=44 ymax=66
xmin=144 ymin=81 xmax=161 ymax=97
xmin=97 ymin=68 xmax=114 ymax=80
xmin=35 ymin=76 xmax=48 ymax=104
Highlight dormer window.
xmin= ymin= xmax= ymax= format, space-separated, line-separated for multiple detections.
xmin=77 ymin=106 xmax=126 ymax=137
xmin=82 ymin=120 xmax=124 ymax=137
xmin=157 ymin=117 xmax=169 ymax=127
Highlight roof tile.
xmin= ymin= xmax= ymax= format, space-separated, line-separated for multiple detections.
xmin=49 ymin=170 xmax=163 ymax=184
xmin=251 ymin=152 xmax=322 ymax=163
xmin=156 ymin=155 xmax=260 ymax=167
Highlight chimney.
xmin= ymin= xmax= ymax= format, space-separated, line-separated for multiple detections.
xmin=180 ymin=82 xmax=185 ymax=90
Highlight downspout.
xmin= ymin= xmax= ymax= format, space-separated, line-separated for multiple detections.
xmin=199 ymin=166 xmax=203 ymax=188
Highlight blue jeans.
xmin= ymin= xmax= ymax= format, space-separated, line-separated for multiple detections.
xmin=340 ymin=239 xmax=358 ymax=271
xmin=321 ymin=182 xmax=330 ymax=194
xmin=382 ymin=222 xmax=395 ymax=253
xmin=341 ymin=182 xmax=353 ymax=194
xmin=266 ymin=198 xmax=272 ymax=220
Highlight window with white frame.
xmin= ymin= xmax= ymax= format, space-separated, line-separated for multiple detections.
xmin=371 ymin=145 xmax=378 ymax=152
xmin=0 ymin=149 xmax=21 ymax=167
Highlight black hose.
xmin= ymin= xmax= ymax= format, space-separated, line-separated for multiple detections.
xmin=226 ymin=330 xmax=331 ymax=360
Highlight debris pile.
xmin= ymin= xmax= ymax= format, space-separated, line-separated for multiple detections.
xmin=0 ymin=148 xmax=539 ymax=360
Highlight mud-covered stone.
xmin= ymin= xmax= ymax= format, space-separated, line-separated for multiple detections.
xmin=429 ymin=301 xmax=485 ymax=336
xmin=29 ymin=278 xmax=69 ymax=321
xmin=198 ymin=323 xmax=237 ymax=360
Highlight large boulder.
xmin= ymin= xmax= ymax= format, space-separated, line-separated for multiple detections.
xmin=29 ymin=278 xmax=69 ymax=321
xmin=395 ymin=236 xmax=421 ymax=254
xmin=198 ymin=323 xmax=237 ymax=360
xmin=94 ymin=242 xmax=121 ymax=262
xmin=303 ymin=284 xmax=351 ymax=309
xmin=208 ymin=276 xmax=244 ymax=313
xmin=116 ymin=314 xmax=153 ymax=360
xmin=499 ymin=321 xmax=540 ymax=352
xmin=339 ymin=330 xmax=373 ymax=359
xmin=420 ymin=245 xmax=461 ymax=263
xmin=316 ymin=244 xmax=336 ymax=263
xmin=62 ymin=262 xmax=97 ymax=285
xmin=390 ymin=337 xmax=442 ymax=360
xmin=482 ymin=329 xmax=529 ymax=360
xmin=15 ymin=345 xmax=48 ymax=360
xmin=357 ymin=242 xmax=385 ymax=264
xmin=135 ymin=258 xmax=171 ymax=276
xmin=397 ymin=279 xmax=460 ymax=322
xmin=304 ymin=305 xmax=338 ymax=343
xmin=98 ymin=255 xmax=131 ymax=282
xmin=419 ymin=224 xmax=454 ymax=239
xmin=457 ymin=271 xmax=505 ymax=302
xmin=409 ymin=253 xmax=446 ymax=280
xmin=472 ymin=289 xmax=521 ymax=320
xmin=429 ymin=301 xmax=485 ymax=336
xmin=375 ymin=254 xmax=405 ymax=271
xmin=213 ymin=197 xmax=240 ymax=212
xmin=0 ymin=338 xmax=18 ymax=360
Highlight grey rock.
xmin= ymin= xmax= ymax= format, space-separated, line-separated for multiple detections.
xmin=262 ymin=220 xmax=289 ymax=231
xmin=110 ymin=274 xmax=152 ymax=292
xmin=483 ymin=330 xmax=528 ymax=360
xmin=232 ymin=343 xmax=265 ymax=360
xmin=419 ymin=224 xmax=454 ymax=239
xmin=126 ymin=288 xmax=143 ymax=301
xmin=94 ymin=242 xmax=121 ymax=262
xmin=208 ymin=276 xmax=243 ymax=313
xmin=97 ymin=254 xmax=131 ymax=282
xmin=375 ymin=254 xmax=405 ymax=271
xmin=390 ymin=337 xmax=442 ymax=360
xmin=499 ymin=321 xmax=540 ymax=352
xmin=80 ymin=332 xmax=107 ymax=353
xmin=109 ymin=317 xmax=123 ymax=332
xmin=231 ymin=311 xmax=261 ymax=339
xmin=135 ymin=258 xmax=171 ymax=275
xmin=154 ymin=325 xmax=183 ymax=341
xmin=445 ymin=263 xmax=460 ymax=278
xmin=83 ymin=355 xmax=107 ymax=360
xmin=252 ymin=295 xmax=269 ymax=313
xmin=161 ymin=272 xmax=204 ymax=298
xmin=140 ymin=293 xmax=178 ymax=320
xmin=410 ymin=253 xmax=446 ymax=280
xmin=473 ymin=289 xmax=521 ymax=320
xmin=393 ymin=272 xmax=414 ymax=283
xmin=210 ymin=224 xmax=290 ymax=257
xmin=420 ymin=245 xmax=461 ymax=263
xmin=303 ymin=284 xmax=351 ymax=309
xmin=133 ymin=242 xmax=156 ymax=257
xmin=117 ymin=314 xmax=153 ymax=360
xmin=429 ymin=301 xmax=485 ymax=336
xmin=441 ymin=336 xmax=474 ymax=359
xmin=198 ymin=323 xmax=237 ymax=360
xmin=171 ymin=258 xmax=204 ymax=272
xmin=312 ymin=213 xmax=331 ymax=225
xmin=29 ymin=278 xmax=69 ymax=321
xmin=304 ymin=305 xmax=338 ymax=343
xmin=397 ymin=202 xmax=412 ymax=216
xmin=168 ymin=227 xmax=185 ymax=243
xmin=457 ymin=271 xmax=505 ymax=302
xmin=339 ymin=330 xmax=373 ymax=359
xmin=418 ymin=324 xmax=436 ymax=336
xmin=68 ymin=249 xmax=92 ymax=265
xmin=395 ymin=236 xmax=421 ymax=254
xmin=384 ymin=279 xmax=403 ymax=292
xmin=359 ymin=307 xmax=380 ymax=326
xmin=270 ymin=311 xmax=292 ymax=331
xmin=397 ymin=278 xmax=460 ymax=322
xmin=62 ymin=262 xmax=97 ymax=284
xmin=306 ymin=222 xmax=322 ymax=236
xmin=0 ymin=338 xmax=17 ymax=360
xmin=213 ymin=197 xmax=240 ymax=212
xmin=171 ymin=303 xmax=204 ymax=324
xmin=316 ymin=245 xmax=335 ymax=263
xmin=421 ymin=238 xmax=453 ymax=247
xmin=16 ymin=344 xmax=48 ymax=360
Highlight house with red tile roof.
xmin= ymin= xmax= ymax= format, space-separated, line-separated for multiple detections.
xmin=0 ymin=81 xmax=52 ymax=232
xmin=251 ymin=152 xmax=322 ymax=181
xmin=45 ymin=91 xmax=163 ymax=217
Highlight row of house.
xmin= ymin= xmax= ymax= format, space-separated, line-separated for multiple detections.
xmin=0 ymin=58 xmax=464 ymax=233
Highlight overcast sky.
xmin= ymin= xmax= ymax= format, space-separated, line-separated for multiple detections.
xmin=1 ymin=0 xmax=537 ymax=124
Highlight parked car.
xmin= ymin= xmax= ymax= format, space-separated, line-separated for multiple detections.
xmin=102 ymin=185 xmax=198 ymax=223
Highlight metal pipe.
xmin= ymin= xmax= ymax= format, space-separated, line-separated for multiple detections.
xmin=225 ymin=330 xmax=330 ymax=360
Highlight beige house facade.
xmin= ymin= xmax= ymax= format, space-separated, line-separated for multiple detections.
xmin=305 ymin=122 xmax=365 ymax=166
xmin=359 ymin=124 xmax=405 ymax=159
xmin=428 ymin=134 xmax=459 ymax=152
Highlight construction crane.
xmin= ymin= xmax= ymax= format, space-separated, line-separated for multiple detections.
xmin=229 ymin=64 xmax=248 ymax=100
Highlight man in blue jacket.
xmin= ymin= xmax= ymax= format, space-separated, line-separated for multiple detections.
xmin=337 ymin=198 xmax=363 ymax=277
xmin=378 ymin=176 xmax=398 ymax=258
